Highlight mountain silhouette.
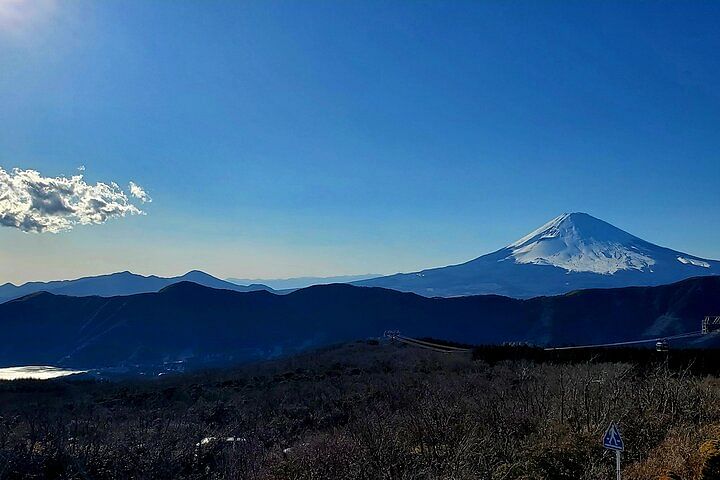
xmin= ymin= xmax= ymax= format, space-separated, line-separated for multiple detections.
xmin=0 ymin=270 xmax=272 ymax=303
xmin=1 ymin=276 xmax=718 ymax=368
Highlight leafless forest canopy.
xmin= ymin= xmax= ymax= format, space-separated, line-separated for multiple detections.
xmin=1 ymin=342 xmax=720 ymax=479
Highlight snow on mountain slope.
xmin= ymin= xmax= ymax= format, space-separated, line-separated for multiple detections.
xmin=355 ymin=212 xmax=719 ymax=298
xmin=506 ymin=213 xmax=656 ymax=274
xmin=677 ymin=256 xmax=711 ymax=268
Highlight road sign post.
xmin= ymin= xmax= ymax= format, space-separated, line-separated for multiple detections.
xmin=602 ymin=422 xmax=624 ymax=480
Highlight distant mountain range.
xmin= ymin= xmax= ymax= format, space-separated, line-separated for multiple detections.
xmin=0 ymin=270 xmax=272 ymax=303
xmin=1 ymin=276 xmax=718 ymax=369
xmin=355 ymin=213 xmax=720 ymax=298
xmin=4 ymin=213 xmax=715 ymax=303
xmin=226 ymin=274 xmax=381 ymax=290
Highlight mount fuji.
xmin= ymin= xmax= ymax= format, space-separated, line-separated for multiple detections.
xmin=355 ymin=213 xmax=720 ymax=298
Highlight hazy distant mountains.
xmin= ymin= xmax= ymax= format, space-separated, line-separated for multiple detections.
xmin=0 ymin=270 xmax=272 ymax=303
xmin=227 ymin=274 xmax=381 ymax=290
xmin=356 ymin=213 xmax=720 ymax=298
xmin=1 ymin=276 xmax=718 ymax=368
xmin=4 ymin=213 xmax=716 ymax=303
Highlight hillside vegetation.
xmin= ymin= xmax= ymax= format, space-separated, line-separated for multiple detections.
xmin=1 ymin=342 xmax=720 ymax=479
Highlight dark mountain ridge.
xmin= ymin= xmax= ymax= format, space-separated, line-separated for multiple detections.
xmin=1 ymin=276 xmax=719 ymax=369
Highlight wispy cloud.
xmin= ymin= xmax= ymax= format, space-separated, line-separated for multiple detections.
xmin=128 ymin=181 xmax=152 ymax=203
xmin=0 ymin=167 xmax=150 ymax=233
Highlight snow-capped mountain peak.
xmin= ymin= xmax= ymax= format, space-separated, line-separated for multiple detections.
xmin=505 ymin=212 xmax=656 ymax=274
xmin=356 ymin=212 xmax=719 ymax=298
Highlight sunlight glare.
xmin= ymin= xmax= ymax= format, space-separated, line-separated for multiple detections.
xmin=0 ymin=0 xmax=56 ymax=35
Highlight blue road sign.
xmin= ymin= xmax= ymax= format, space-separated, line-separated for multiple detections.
xmin=603 ymin=422 xmax=624 ymax=451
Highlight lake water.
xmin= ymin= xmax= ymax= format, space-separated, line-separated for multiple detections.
xmin=0 ymin=366 xmax=88 ymax=381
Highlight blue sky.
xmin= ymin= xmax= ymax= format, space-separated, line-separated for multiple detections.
xmin=0 ymin=0 xmax=719 ymax=283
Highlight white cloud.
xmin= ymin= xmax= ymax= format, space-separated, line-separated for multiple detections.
xmin=0 ymin=167 xmax=149 ymax=233
xmin=128 ymin=181 xmax=151 ymax=203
